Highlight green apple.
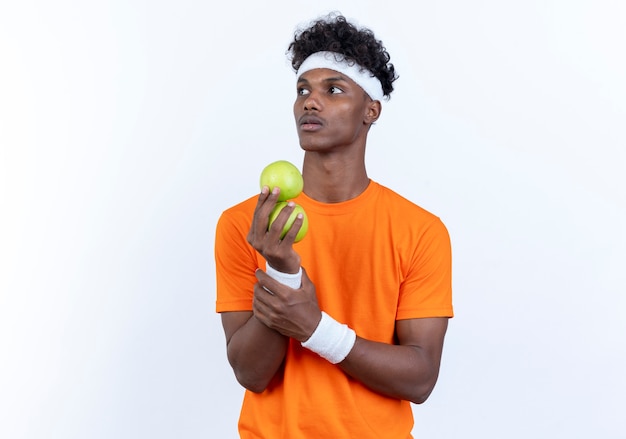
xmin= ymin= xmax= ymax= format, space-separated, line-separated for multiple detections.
xmin=268 ymin=201 xmax=309 ymax=242
xmin=259 ymin=160 xmax=304 ymax=202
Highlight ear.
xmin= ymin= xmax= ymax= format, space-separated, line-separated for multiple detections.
xmin=364 ymin=100 xmax=382 ymax=125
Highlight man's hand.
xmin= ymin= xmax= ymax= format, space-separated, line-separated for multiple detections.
xmin=247 ymin=186 xmax=304 ymax=274
xmin=253 ymin=268 xmax=321 ymax=342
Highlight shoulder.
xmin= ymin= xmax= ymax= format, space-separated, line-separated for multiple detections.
xmin=219 ymin=195 xmax=257 ymax=220
xmin=216 ymin=195 xmax=258 ymax=233
xmin=372 ymin=182 xmax=443 ymax=224
xmin=371 ymin=182 xmax=451 ymax=248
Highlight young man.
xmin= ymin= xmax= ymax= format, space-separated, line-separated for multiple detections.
xmin=215 ymin=14 xmax=453 ymax=438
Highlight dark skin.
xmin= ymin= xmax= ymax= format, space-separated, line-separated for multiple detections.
xmin=221 ymin=68 xmax=449 ymax=403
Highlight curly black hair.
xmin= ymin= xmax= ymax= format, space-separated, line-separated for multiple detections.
xmin=287 ymin=13 xmax=398 ymax=98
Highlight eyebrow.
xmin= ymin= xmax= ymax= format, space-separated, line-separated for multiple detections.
xmin=297 ymin=75 xmax=350 ymax=85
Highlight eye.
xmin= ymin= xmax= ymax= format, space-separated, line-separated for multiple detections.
xmin=297 ymin=88 xmax=310 ymax=96
xmin=329 ymin=86 xmax=344 ymax=94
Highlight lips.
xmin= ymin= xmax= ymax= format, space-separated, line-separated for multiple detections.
xmin=299 ymin=115 xmax=324 ymax=131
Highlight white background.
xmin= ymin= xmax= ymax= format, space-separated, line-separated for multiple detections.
xmin=1 ymin=1 xmax=625 ymax=438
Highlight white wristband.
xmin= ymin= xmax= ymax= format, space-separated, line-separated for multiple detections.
xmin=265 ymin=264 xmax=302 ymax=289
xmin=301 ymin=312 xmax=356 ymax=364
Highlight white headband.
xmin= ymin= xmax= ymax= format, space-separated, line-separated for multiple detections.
xmin=296 ymin=51 xmax=385 ymax=101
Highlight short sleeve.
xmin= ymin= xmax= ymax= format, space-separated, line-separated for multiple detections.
xmin=214 ymin=204 xmax=260 ymax=312
xmin=396 ymin=218 xmax=453 ymax=320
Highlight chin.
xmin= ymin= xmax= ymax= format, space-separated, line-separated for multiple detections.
xmin=298 ymin=139 xmax=320 ymax=151
xmin=300 ymin=144 xmax=331 ymax=153
xmin=298 ymin=137 xmax=332 ymax=151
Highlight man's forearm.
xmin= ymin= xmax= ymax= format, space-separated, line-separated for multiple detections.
xmin=338 ymin=338 xmax=442 ymax=404
xmin=226 ymin=314 xmax=288 ymax=393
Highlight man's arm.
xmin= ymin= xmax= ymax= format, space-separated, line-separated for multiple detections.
xmin=222 ymin=265 xmax=322 ymax=393
xmin=339 ymin=317 xmax=448 ymax=404
xmin=221 ymin=310 xmax=288 ymax=393
xmin=253 ymin=268 xmax=449 ymax=404
xmin=220 ymin=185 xmax=306 ymax=393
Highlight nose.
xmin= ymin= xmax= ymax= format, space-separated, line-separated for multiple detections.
xmin=303 ymin=91 xmax=321 ymax=111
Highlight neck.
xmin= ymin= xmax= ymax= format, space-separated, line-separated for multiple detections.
xmin=301 ymin=151 xmax=369 ymax=203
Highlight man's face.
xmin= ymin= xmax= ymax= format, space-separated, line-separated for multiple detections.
xmin=293 ymin=68 xmax=375 ymax=152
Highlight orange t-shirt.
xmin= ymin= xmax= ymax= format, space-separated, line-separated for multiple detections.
xmin=215 ymin=181 xmax=453 ymax=439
